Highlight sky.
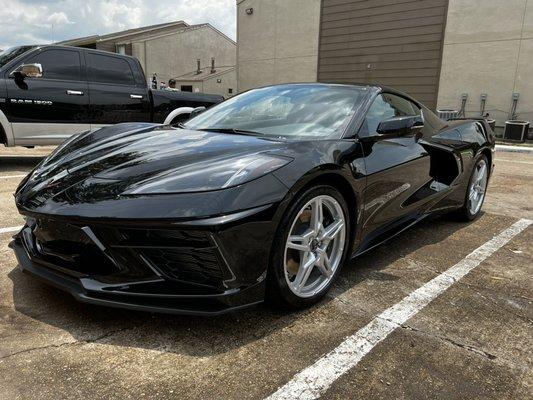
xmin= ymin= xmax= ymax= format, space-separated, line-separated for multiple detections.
xmin=0 ymin=0 xmax=236 ymax=50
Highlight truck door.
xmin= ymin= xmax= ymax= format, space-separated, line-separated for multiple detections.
xmin=5 ymin=48 xmax=90 ymax=145
xmin=85 ymin=52 xmax=150 ymax=127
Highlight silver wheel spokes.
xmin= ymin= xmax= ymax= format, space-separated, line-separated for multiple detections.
xmin=284 ymin=195 xmax=346 ymax=298
xmin=469 ymin=159 xmax=488 ymax=215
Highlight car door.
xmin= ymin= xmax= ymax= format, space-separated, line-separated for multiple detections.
xmin=5 ymin=48 xmax=90 ymax=145
xmin=358 ymin=93 xmax=431 ymax=239
xmin=85 ymin=52 xmax=150 ymax=128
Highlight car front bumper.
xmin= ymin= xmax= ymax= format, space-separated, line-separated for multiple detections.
xmin=11 ymin=203 xmax=281 ymax=316
xmin=12 ymin=237 xmax=263 ymax=315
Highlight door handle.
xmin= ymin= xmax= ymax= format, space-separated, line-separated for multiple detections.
xmin=66 ymin=90 xmax=84 ymax=96
xmin=130 ymin=94 xmax=143 ymax=99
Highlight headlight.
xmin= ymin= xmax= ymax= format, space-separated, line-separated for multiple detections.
xmin=123 ymin=153 xmax=292 ymax=195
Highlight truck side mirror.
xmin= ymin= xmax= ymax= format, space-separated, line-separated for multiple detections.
xmin=189 ymin=106 xmax=206 ymax=119
xmin=10 ymin=63 xmax=43 ymax=80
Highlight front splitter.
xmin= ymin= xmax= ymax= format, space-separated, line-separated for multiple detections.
xmin=11 ymin=238 xmax=264 ymax=316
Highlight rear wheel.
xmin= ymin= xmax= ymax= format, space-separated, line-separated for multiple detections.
xmin=457 ymin=155 xmax=489 ymax=221
xmin=267 ymin=185 xmax=350 ymax=308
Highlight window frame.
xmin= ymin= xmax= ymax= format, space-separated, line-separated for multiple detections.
xmin=356 ymin=91 xmax=424 ymax=139
xmin=11 ymin=48 xmax=84 ymax=83
xmin=115 ymin=44 xmax=127 ymax=55
xmin=85 ymin=52 xmax=135 ymax=87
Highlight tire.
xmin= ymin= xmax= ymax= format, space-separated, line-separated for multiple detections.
xmin=456 ymin=154 xmax=489 ymax=221
xmin=266 ymin=185 xmax=351 ymax=309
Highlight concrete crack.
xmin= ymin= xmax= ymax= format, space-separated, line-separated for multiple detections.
xmin=397 ymin=322 xmax=498 ymax=360
xmin=0 ymin=340 xmax=76 ymax=361
xmin=0 ymin=327 xmax=129 ymax=362
xmin=332 ymin=296 xmax=500 ymax=362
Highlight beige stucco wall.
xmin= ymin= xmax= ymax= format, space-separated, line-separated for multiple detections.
xmin=175 ymin=69 xmax=237 ymax=98
xmin=437 ymin=0 xmax=533 ymax=129
xmin=237 ymin=0 xmax=321 ymax=92
xmin=203 ymin=69 xmax=237 ymax=98
xmin=132 ymin=26 xmax=236 ymax=87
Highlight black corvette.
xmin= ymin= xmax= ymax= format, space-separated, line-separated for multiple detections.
xmin=12 ymin=83 xmax=495 ymax=315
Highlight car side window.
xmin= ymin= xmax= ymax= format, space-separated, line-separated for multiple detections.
xmin=360 ymin=93 xmax=420 ymax=136
xmin=87 ymin=53 xmax=134 ymax=85
xmin=26 ymin=49 xmax=81 ymax=81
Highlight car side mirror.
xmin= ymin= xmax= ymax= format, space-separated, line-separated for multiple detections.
xmin=10 ymin=63 xmax=43 ymax=80
xmin=377 ymin=115 xmax=424 ymax=137
xmin=189 ymin=106 xmax=206 ymax=119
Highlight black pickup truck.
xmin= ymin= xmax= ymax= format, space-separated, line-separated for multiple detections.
xmin=0 ymin=45 xmax=223 ymax=147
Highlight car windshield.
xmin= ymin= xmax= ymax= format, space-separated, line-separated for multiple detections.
xmin=183 ymin=84 xmax=368 ymax=138
xmin=0 ymin=46 xmax=36 ymax=68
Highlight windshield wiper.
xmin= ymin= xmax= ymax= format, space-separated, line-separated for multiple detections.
xmin=197 ymin=127 xmax=262 ymax=136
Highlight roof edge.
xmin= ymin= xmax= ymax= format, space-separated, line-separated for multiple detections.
xmin=59 ymin=20 xmax=189 ymax=45
xmin=132 ymin=23 xmax=236 ymax=46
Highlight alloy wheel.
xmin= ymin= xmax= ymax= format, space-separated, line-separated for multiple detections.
xmin=284 ymin=195 xmax=346 ymax=298
xmin=469 ymin=158 xmax=488 ymax=215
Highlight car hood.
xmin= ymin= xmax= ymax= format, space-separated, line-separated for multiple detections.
xmin=16 ymin=123 xmax=289 ymax=205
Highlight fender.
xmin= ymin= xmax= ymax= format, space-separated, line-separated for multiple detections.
xmin=0 ymin=109 xmax=14 ymax=146
xmin=163 ymin=107 xmax=196 ymax=125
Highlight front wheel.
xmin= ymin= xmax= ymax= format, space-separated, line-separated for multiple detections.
xmin=267 ymin=186 xmax=350 ymax=309
xmin=457 ymin=155 xmax=489 ymax=221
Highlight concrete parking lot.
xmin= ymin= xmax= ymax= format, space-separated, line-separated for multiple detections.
xmin=0 ymin=147 xmax=532 ymax=399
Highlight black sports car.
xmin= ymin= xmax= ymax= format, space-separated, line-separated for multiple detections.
xmin=12 ymin=84 xmax=495 ymax=315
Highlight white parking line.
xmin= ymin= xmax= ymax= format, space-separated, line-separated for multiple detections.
xmin=496 ymin=144 xmax=533 ymax=154
xmin=497 ymin=159 xmax=533 ymax=165
xmin=0 ymin=226 xmax=23 ymax=235
xmin=266 ymin=218 xmax=532 ymax=400
xmin=0 ymin=174 xmax=27 ymax=179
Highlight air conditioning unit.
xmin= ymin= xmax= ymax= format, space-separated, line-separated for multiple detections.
xmin=504 ymin=120 xmax=529 ymax=142
xmin=437 ymin=109 xmax=459 ymax=120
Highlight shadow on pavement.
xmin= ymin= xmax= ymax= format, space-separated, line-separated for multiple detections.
xmin=7 ymin=215 xmax=471 ymax=357
xmin=0 ymin=155 xmax=46 ymax=173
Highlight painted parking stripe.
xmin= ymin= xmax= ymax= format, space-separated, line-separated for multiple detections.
xmin=497 ymin=159 xmax=533 ymax=165
xmin=266 ymin=218 xmax=532 ymax=400
xmin=0 ymin=174 xmax=27 ymax=179
xmin=495 ymin=144 xmax=533 ymax=153
xmin=0 ymin=226 xmax=23 ymax=235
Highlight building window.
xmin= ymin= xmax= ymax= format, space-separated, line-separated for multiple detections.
xmin=116 ymin=44 xmax=126 ymax=55
xmin=228 ymin=88 xmax=233 ymax=94
xmin=181 ymin=85 xmax=193 ymax=92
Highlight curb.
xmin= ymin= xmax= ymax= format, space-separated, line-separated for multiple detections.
xmin=495 ymin=144 xmax=533 ymax=154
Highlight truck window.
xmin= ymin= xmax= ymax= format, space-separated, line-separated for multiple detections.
xmin=87 ymin=53 xmax=134 ymax=85
xmin=26 ymin=49 xmax=81 ymax=81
